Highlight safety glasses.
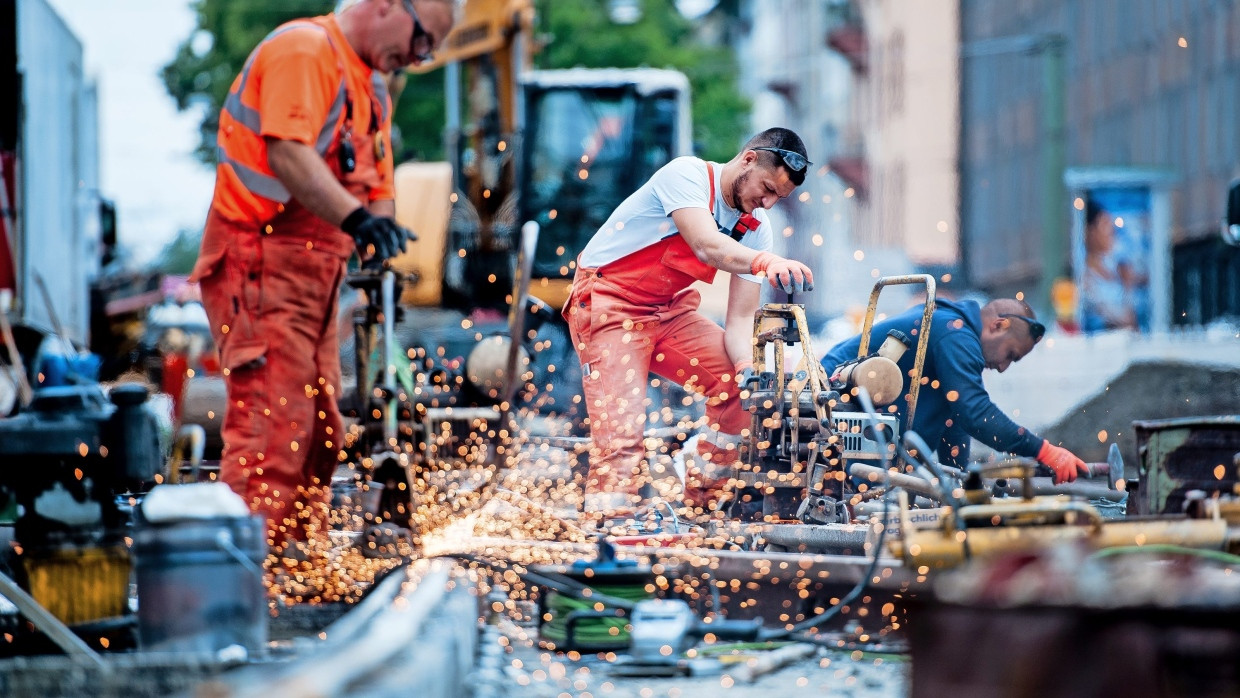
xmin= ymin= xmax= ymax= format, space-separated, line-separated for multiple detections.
xmin=752 ymin=146 xmax=811 ymax=173
xmin=999 ymin=314 xmax=1046 ymax=342
xmin=400 ymin=0 xmax=436 ymax=63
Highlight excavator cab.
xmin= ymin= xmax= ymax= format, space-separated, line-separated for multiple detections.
xmin=519 ymin=68 xmax=692 ymax=310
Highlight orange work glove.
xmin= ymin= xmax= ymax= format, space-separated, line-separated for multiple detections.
xmin=751 ymin=252 xmax=814 ymax=294
xmin=1036 ymin=440 xmax=1088 ymax=484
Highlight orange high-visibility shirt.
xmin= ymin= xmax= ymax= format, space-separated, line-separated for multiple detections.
xmin=210 ymin=14 xmax=394 ymax=227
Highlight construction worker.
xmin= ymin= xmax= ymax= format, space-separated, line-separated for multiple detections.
xmin=821 ymin=298 xmax=1090 ymax=483
xmin=564 ymin=128 xmax=816 ymax=524
xmin=189 ymin=0 xmax=457 ymax=551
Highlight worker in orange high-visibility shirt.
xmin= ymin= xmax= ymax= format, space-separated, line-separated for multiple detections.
xmin=189 ymin=0 xmax=457 ymax=557
xmin=565 ymin=128 xmax=817 ymax=526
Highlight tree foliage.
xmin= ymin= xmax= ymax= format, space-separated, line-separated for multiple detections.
xmin=533 ymin=0 xmax=749 ymax=161
xmin=154 ymin=228 xmax=209 ymax=275
xmin=162 ymin=0 xmax=748 ymax=166
xmin=162 ymin=1 xmax=335 ymax=163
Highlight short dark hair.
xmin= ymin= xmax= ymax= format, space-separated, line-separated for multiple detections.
xmin=1085 ymin=198 xmax=1108 ymax=227
xmin=743 ymin=127 xmax=809 ymax=186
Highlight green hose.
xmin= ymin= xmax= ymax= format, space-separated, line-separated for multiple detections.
xmin=1088 ymin=544 xmax=1240 ymax=566
xmin=540 ymin=584 xmax=650 ymax=650
xmin=696 ymin=641 xmax=793 ymax=656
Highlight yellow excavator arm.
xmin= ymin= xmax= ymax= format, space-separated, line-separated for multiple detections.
xmin=406 ymin=0 xmax=534 ymax=75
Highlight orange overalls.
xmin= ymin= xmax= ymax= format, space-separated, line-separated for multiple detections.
xmin=565 ymin=164 xmax=752 ymax=516
xmin=189 ymin=16 xmax=393 ymax=542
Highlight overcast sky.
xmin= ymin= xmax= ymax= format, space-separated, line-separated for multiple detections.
xmin=42 ymin=0 xmax=717 ymax=267
xmin=45 ymin=0 xmax=214 ymax=266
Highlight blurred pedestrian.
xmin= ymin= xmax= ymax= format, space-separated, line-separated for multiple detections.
xmin=1081 ymin=199 xmax=1137 ymax=332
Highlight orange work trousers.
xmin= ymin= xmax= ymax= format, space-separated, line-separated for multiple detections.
xmin=193 ymin=207 xmax=355 ymax=543
xmin=564 ymin=266 xmax=750 ymax=515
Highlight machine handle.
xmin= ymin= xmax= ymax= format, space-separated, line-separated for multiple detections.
xmin=216 ymin=529 xmax=265 ymax=581
xmin=856 ymin=274 xmax=936 ymax=429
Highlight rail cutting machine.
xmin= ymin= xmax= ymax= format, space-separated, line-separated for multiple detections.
xmin=733 ymin=275 xmax=936 ymax=524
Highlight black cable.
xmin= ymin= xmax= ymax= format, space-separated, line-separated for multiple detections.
xmin=759 ymin=387 xmax=894 ymax=642
xmin=427 ymin=550 xmax=639 ymax=611
xmin=759 ymin=492 xmax=891 ymax=641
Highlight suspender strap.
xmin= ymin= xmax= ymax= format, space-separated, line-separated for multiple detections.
xmin=706 ymin=162 xmax=716 ymax=215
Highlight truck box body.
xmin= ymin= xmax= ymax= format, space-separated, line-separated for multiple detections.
xmin=3 ymin=0 xmax=100 ymax=343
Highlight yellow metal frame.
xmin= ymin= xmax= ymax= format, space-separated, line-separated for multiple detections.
xmin=405 ymin=0 xmax=534 ymax=76
xmin=751 ymin=304 xmax=834 ymax=423
xmin=747 ymin=304 xmax=835 ymax=484
xmin=856 ymin=274 xmax=936 ymax=429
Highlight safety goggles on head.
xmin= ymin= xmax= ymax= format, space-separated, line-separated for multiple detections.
xmin=999 ymin=314 xmax=1045 ymax=343
xmin=752 ymin=146 xmax=811 ymax=174
xmin=400 ymin=0 xmax=436 ymax=63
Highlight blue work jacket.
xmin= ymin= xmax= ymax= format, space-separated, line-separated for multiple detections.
xmin=820 ymin=299 xmax=1044 ymax=468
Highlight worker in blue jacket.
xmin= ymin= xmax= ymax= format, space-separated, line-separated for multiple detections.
xmin=820 ymin=297 xmax=1088 ymax=482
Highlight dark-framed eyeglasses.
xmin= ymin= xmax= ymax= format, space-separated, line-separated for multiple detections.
xmin=400 ymin=0 xmax=436 ymax=63
xmin=751 ymin=146 xmax=811 ymax=173
xmin=999 ymin=314 xmax=1045 ymax=342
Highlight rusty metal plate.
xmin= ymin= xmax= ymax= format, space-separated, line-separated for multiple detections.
xmin=1132 ymin=416 xmax=1240 ymax=515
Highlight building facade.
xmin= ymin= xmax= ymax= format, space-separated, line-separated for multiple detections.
xmin=960 ymin=0 xmax=1240 ymax=325
xmin=849 ymin=0 xmax=960 ymax=270
xmin=729 ymin=0 xmax=961 ymax=324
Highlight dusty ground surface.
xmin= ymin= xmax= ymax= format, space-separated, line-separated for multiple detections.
xmin=416 ymin=438 xmax=914 ymax=697
xmin=498 ymin=634 xmax=910 ymax=698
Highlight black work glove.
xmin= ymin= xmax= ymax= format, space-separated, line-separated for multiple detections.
xmin=340 ymin=207 xmax=416 ymax=261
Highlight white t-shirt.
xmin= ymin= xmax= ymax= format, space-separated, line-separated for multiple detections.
xmin=578 ymin=156 xmax=772 ymax=283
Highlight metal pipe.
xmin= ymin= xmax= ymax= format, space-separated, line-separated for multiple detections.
xmin=849 ymin=463 xmax=944 ymax=502
xmin=1037 ymin=35 xmax=1068 ymax=318
xmin=988 ymin=477 xmax=1126 ymax=502
xmin=0 ymin=569 xmax=108 ymax=669
xmin=853 ymin=496 xmax=937 ymax=516
xmin=445 ymin=61 xmax=461 ymax=185
xmin=381 ymin=269 xmax=398 ymax=446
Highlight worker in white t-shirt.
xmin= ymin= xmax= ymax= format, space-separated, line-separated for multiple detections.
xmin=563 ymin=127 xmax=816 ymax=524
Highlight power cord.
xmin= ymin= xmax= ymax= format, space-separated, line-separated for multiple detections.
xmin=759 ymin=387 xmax=894 ymax=642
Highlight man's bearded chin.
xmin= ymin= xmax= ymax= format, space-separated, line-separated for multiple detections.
xmin=731 ymin=172 xmax=749 ymax=213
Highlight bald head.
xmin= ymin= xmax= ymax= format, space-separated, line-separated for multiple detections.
xmin=978 ymin=298 xmax=1042 ymax=373
xmin=337 ymin=0 xmax=457 ymax=71
xmin=983 ymin=298 xmax=1035 ymax=320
